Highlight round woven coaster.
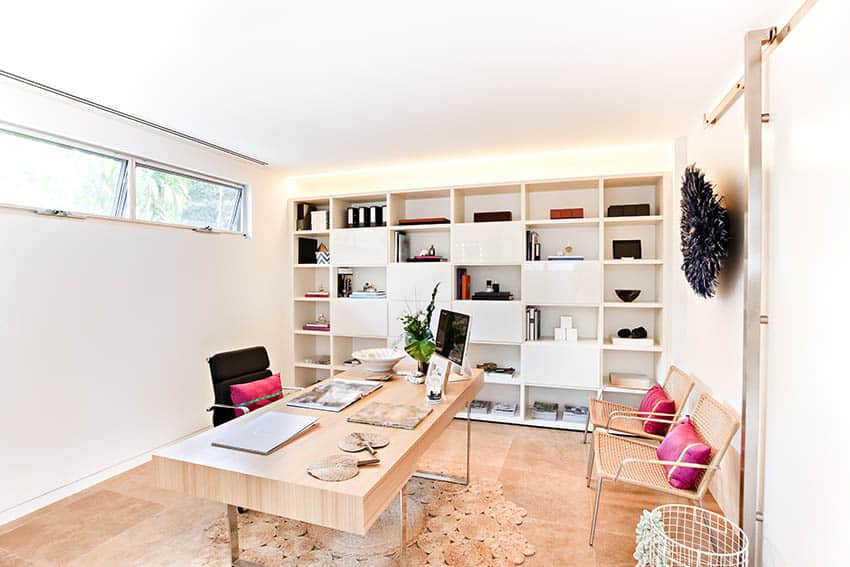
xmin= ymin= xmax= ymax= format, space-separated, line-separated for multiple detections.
xmin=306 ymin=455 xmax=362 ymax=482
xmin=338 ymin=432 xmax=390 ymax=453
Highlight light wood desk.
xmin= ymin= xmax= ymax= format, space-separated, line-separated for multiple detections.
xmin=154 ymin=368 xmax=483 ymax=566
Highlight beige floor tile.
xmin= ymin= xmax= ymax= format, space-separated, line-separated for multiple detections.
xmin=0 ymin=421 xmax=729 ymax=566
xmin=0 ymin=491 xmax=162 ymax=565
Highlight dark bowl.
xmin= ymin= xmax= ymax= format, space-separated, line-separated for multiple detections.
xmin=615 ymin=289 xmax=641 ymax=302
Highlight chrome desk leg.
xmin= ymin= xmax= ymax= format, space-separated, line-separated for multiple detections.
xmin=227 ymin=504 xmax=261 ymax=567
xmin=399 ymin=483 xmax=408 ymax=565
xmin=412 ymin=402 xmax=470 ymax=485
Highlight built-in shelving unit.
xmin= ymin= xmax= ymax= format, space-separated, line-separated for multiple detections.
xmin=289 ymin=173 xmax=669 ymax=431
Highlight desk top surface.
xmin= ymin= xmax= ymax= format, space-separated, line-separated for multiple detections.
xmin=153 ymin=368 xmax=483 ymax=533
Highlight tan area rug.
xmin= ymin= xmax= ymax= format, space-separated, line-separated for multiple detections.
xmin=201 ymin=478 xmax=535 ymax=566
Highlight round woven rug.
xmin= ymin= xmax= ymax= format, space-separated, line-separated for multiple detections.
xmin=201 ymin=477 xmax=534 ymax=566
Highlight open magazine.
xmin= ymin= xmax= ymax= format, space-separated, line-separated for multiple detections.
xmin=286 ymin=379 xmax=382 ymax=412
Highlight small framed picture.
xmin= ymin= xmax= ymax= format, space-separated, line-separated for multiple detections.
xmin=425 ymin=354 xmax=451 ymax=403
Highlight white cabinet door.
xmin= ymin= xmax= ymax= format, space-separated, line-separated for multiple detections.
xmin=451 ymin=300 xmax=523 ymax=344
xmin=330 ymin=228 xmax=388 ymax=265
xmin=522 ymin=261 xmax=602 ymax=304
xmin=521 ymin=341 xmax=600 ymax=388
xmin=387 ymin=300 xmax=451 ymax=340
xmin=386 ymin=263 xmax=453 ymax=301
xmin=452 ymin=222 xmax=524 ymax=264
xmin=332 ymin=299 xmax=388 ymax=337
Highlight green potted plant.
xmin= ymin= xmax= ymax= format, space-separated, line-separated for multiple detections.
xmin=400 ymin=283 xmax=440 ymax=375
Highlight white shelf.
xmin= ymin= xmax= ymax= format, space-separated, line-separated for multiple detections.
xmin=294 ymin=362 xmax=331 ymax=370
xmin=603 ymin=301 xmax=663 ymax=309
xmin=469 ymin=339 xmax=522 ymax=346
xmin=294 ymin=264 xmax=329 ymax=269
xmin=603 ymin=259 xmax=663 ymax=265
xmin=389 ymin=223 xmax=451 ymax=232
xmin=294 ymin=229 xmax=330 ymax=236
xmin=602 ymin=381 xmax=654 ymax=394
xmin=524 ymin=217 xmax=600 ymax=228
xmin=294 ymin=329 xmax=331 ymax=336
xmin=456 ymin=412 xmax=586 ymax=431
xmin=483 ymin=373 xmax=521 ymax=386
xmin=602 ymin=339 xmax=662 ymax=352
xmin=603 ymin=215 xmax=663 ymax=225
xmin=523 ymin=381 xmax=600 ymax=391
xmin=523 ymin=338 xmax=598 ymax=345
xmin=294 ymin=297 xmax=330 ymax=302
xmin=521 ymin=302 xmax=600 ymax=308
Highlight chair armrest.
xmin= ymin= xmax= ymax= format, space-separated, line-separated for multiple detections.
xmin=206 ymin=404 xmax=250 ymax=415
xmin=606 ymin=411 xmax=678 ymax=429
xmin=614 ymin=458 xmax=719 ymax=482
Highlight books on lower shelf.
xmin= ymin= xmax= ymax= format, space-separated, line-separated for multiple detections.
xmin=547 ymin=255 xmax=585 ymax=261
xmin=302 ymin=323 xmax=330 ymax=332
xmin=304 ymin=290 xmax=330 ymax=298
xmin=531 ymin=401 xmax=558 ymax=421
xmin=492 ymin=401 xmax=518 ymax=417
xmin=561 ymin=405 xmax=589 ymax=424
xmin=526 ymin=306 xmax=541 ymax=340
xmin=470 ymin=400 xmax=492 ymax=415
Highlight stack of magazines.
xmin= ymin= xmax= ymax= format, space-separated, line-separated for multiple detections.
xmin=492 ymin=401 xmax=518 ymax=417
xmin=350 ymin=289 xmax=386 ymax=299
xmin=470 ymin=400 xmax=492 ymax=415
xmin=561 ymin=405 xmax=589 ymax=424
xmin=531 ymin=401 xmax=558 ymax=421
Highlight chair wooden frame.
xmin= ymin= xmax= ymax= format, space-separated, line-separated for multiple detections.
xmin=587 ymin=393 xmax=740 ymax=546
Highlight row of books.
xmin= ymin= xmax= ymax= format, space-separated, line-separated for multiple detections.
xmin=526 ymin=306 xmax=541 ymax=340
xmin=526 ymin=231 xmax=541 ymax=261
xmin=455 ymin=268 xmax=471 ymax=300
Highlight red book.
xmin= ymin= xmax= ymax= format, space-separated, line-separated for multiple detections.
xmin=461 ymin=274 xmax=471 ymax=300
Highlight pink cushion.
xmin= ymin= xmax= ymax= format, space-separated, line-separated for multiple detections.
xmin=638 ymin=384 xmax=676 ymax=435
xmin=229 ymin=373 xmax=283 ymax=413
xmin=656 ymin=417 xmax=712 ymax=490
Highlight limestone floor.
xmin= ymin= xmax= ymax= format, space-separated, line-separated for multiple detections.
xmin=0 ymin=421 xmax=720 ymax=566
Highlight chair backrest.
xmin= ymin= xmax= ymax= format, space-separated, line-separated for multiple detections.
xmin=690 ymin=393 xmax=741 ymax=497
xmin=208 ymin=346 xmax=272 ymax=426
xmin=662 ymin=365 xmax=696 ymax=421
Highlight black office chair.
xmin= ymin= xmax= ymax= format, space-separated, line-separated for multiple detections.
xmin=206 ymin=346 xmax=300 ymax=426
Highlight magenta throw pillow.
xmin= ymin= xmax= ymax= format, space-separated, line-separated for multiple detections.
xmin=230 ymin=373 xmax=283 ymax=413
xmin=637 ymin=384 xmax=676 ymax=435
xmin=656 ymin=417 xmax=712 ymax=490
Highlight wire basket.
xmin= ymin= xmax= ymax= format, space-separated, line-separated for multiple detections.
xmin=636 ymin=504 xmax=748 ymax=567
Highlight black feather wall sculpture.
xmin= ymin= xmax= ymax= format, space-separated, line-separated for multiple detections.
xmin=680 ymin=165 xmax=730 ymax=298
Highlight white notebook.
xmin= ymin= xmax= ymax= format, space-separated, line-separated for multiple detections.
xmin=211 ymin=411 xmax=318 ymax=455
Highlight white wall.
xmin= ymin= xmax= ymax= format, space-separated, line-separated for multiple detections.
xmin=0 ymin=79 xmax=289 ymax=522
xmin=287 ymin=143 xmax=672 ymax=197
xmin=670 ymin=102 xmax=747 ymax=522
xmin=762 ymin=1 xmax=849 ymax=565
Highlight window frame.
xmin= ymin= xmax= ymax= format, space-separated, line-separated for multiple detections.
xmin=0 ymin=121 xmax=250 ymax=236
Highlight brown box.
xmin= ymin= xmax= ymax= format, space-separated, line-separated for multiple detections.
xmin=473 ymin=211 xmax=513 ymax=222
xmin=550 ymin=208 xmax=584 ymax=220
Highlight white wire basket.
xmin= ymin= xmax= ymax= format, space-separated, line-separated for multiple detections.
xmin=635 ymin=504 xmax=748 ymax=567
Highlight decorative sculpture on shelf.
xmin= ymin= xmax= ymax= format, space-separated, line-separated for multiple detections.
xmin=680 ymin=165 xmax=730 ymax=298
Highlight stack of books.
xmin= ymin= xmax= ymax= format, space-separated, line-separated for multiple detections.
xmin=456 ymin=268 xmax=471 ymax=300
xmin=525 ymin=230 xmax=541 ymax=261
xmin=561 ymin=405 xmax=589 ymax=424
xmin=470 ymin=400 xmax=492 ymax=415
xmin=531 ymin=401 xmax=558 ymax=421
xmin=472 ymin=291 xmax=513 ymax=300
xmin=350 ymin=290 xmax=386 ymax=299
xmin=302 ymin=321 xmax=330 ymax=332
xmin=483 ymin=367 xmax=517 ymax=381
xmin=304 ymin=290 xmax=329 ymax=298
xmin=407 ymin=255 xmax=445 ymax=262
xmin=492 ymin=401 xmax=518 ymax=417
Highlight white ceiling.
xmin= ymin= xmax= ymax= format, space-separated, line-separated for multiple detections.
xmin=1 ymin=1 xmax=798 ymax=173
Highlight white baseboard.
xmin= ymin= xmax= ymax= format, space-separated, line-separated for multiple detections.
xmin=0 ymin=426 xmax=210 ymax=527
